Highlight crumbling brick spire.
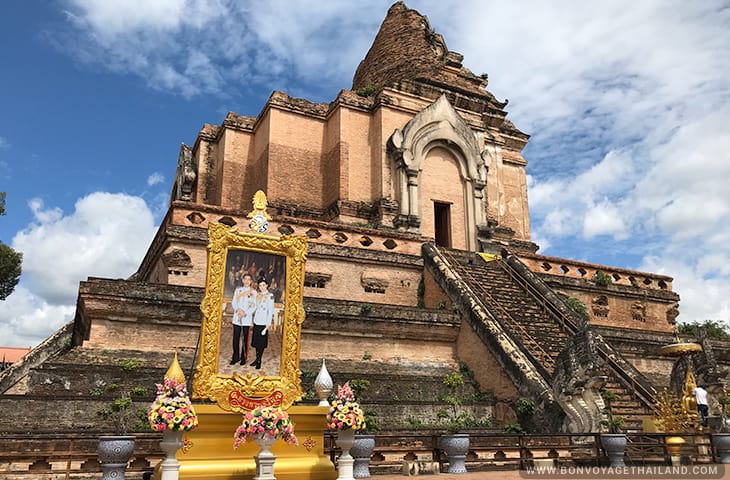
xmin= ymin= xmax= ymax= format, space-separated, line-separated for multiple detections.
xmin=352 ymin=1 xmax=492 ymax=100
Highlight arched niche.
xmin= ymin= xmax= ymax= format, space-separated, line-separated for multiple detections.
xmin=387 ymin=95 xmax=487 ymax=250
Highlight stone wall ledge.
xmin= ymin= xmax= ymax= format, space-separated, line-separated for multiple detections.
xmin=540 ymin=274 xmax=680 ymax=302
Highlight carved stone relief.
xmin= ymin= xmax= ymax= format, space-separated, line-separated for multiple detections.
xmin=591 ymin=296 xmax=609 ymax=318
xmin=174 ymin=143 xmax=197 ymax=201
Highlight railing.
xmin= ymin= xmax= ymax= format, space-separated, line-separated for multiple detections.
xmin=0 ymin=433 xmax=163 ymax=478
xmin=324 ymin=432 xmax=718 ymax=473
xmin=0 ymin=432 xmax=720 ymax=477
xmin=438 ymin=248 xmax=553 ymax=382
xmin=497 ymin=255 xmax=658 ymax=409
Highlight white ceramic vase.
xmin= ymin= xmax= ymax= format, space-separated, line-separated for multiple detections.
xmin=336 ymin=428 xmax=356 ymax=480
xmin=253 ymin=434 xmax=279 ymax=480
xmin=439 ymin=433 xmax=470 ymax=474
xmin=159 ymin=429 xmax=183 ymax=480
xmin=97 ymin=435 xmax=136 ymax=480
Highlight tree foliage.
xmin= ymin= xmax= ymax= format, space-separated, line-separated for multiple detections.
xmin=0 ymin=192 xmax=22 ymax=299
xmin=593 ymin=270 xmax=613 ymax=287
xmin=677 ymin=320 xmax=730 ymax=340
xmin=561 ymin=294 xmax=588 ymax=319
xmin=0 ymin=243 xmax=22 ymax=300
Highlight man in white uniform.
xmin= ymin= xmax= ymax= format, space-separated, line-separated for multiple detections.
xmin=230 ymin=273 xmax=256 ymax=365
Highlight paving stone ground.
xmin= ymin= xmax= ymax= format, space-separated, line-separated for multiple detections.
xmin=372 ymin=471 xmax=524 ymax=479
xmin=371 ymin=464 xmax=730 ymax=479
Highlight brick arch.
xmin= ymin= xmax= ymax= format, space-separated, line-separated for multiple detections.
xmin=387 ymin=95 xmax=487 ymax=250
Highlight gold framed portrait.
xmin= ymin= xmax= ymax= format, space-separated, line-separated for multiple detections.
xmin=192 ymin=222 xmax=307 ymax=411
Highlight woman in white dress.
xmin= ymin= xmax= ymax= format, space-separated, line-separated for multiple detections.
xmin=250 ymin=278 xmax=275 ymax=369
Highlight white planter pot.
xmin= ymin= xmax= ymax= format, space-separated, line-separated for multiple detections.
xmin=351 ymin=435 xmax=375 ymax=478
xmin=159 ymin=430 xmax=184 ymax=480
xmin=600 ymin=433 xmax=627 ymax=467
xmin=439 ymin=433 xmax=469 ymax=474
xmin=336 ymin=429 xmax=356 ymax=480
xmin=713 ymin=433 xmax=730 ymax=464
xmin=253 ymin=434 xmax=279 ymax=480
xmin=97 ymin=435 xmax=135 ymax=480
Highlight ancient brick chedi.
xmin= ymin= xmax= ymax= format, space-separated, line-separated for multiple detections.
xmin=2 ymin=2 xmax=723 ymax=436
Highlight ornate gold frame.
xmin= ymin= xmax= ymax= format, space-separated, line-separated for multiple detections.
xmin=192 ymin=222 xmax=308 ymax=410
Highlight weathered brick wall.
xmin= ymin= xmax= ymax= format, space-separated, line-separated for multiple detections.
xmin=520 ymin=253 xmax=679 ymax=334
xmin=456 ymin=321 xmax=520 ymax=403
xmin=376 ymin=106 xmax=413 ymax=202
xmin=421 ymin=267 xmax=451 ymax=309
xmin=322 ymin=142 xmax=341 ymax=208
xmin=520 ymin=253 xmax=675 ymax=291
xmin=487 ymin=153 xmax=531 ymax=241
xmin=86 ymin=319 xmax=200 ymax=351
xmin=575 ymin=290 xmax=674 ymax=333
xmin=339 ymin=108 xmax=374 ymax=203
xmin=248 ymin=110 xmax=271 ymax=202
xmin=219 ymin=128 xmax=253 ymax=212
xmin=267 ymin=109 xmax=327 ymax=207
xmin=352 ymin=2 xmax=441 ymax=91
xmin=303 ymin=256 xmax=421 ymax=306
xmin=352 ymin=2 xmax=487 ymax=99
xmin=549 ymin=283 xmax=676 ymax=334
xmin=160 ymin=242 xmax=208 ymax=287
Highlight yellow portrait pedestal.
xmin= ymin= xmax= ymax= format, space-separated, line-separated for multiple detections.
xmin=158 ymin=404 xmax=336 ymax=480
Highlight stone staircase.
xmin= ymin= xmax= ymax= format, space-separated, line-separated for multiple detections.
xmin=440 ymin=249 xmax=569 ymax=373
xmin=427 ymin=245 xmax=654 ymax=432
xmin=603 ymin=372 xmax=650 ymax=431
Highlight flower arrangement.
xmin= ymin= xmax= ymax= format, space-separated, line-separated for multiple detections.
xmin=326 ymin=382 xmax=365 ymax=431
xmin=234 ymin=405 xmax=298 ymax=448
xmin=148 ymin=377 xmax=199 ymax=432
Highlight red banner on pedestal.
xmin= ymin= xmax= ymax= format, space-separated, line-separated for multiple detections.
xmin=229 ymin=390 xmax=284 ymax=410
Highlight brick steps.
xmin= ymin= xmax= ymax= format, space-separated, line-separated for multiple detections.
xmin=603 ymin=375 xmax=651 ymax=431
xmin=441 ymin=249 xmax=569 ymax=373
xmin=437 ymin=247 xmax=652 ymax=432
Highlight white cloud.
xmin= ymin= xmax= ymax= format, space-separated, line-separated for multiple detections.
xmin=66 ymin=0 xmax=180 ymax=34
xmin=57 ymin=0 xmax=386 ymax=98
xmin=0 ymin=286 xmax=75 ymax=348
xmin=582 ymin=200 xmax=628 ymax=240
xmin=0 ymin=136 xmax=9 ymax=149
xmin=640 ymin=254 xmax=730 ymax=324
xmin=11 ymin=192 xmax=157 ymax=308
xmin=28 ymin=198 xmax=63 ymax=224
xmin=1 ymin=192 xmax=157 ymax=347
xmin=147 ymin=172 xmax=165 ymax=187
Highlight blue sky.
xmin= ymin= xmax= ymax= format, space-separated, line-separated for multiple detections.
xmin=1 ymin=0 xmax=729 ymax=348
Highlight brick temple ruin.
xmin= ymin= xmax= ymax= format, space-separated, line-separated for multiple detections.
xmin=2 ymin=1 xmax=728 ymax=440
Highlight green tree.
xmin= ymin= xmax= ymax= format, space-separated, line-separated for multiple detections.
xmin=0 ymin=243 xmax=22 ymax=300
xmin=0 ymin=192 xmax=23 ymax=299
xmin=677 ymin=320 xmax=730 ymax=340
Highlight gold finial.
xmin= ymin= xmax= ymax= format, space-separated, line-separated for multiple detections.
xmin=247 ymin=190 xmax=272 ymax=233
xmin=165 ymin=349 xmax=186 ymax=384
